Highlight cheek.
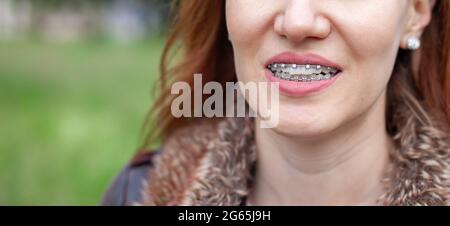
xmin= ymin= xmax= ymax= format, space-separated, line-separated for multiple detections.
xmin=226 ymin=0 xmax=274 ymax=82
xmin=336 ymin=1 xmax=408 ymax=67
xmin=226 ymin=2 xmax=250 ymax=82
xmin=335 ymin=1 xmax=409 ymax=102
xmin=226 ymin=0 xmax=270 ymax=45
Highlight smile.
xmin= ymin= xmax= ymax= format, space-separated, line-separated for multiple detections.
xmin=264 ymin=52 xmax=342 ymax=96
xmin=267 ymin=63 xmax=340 ymax=82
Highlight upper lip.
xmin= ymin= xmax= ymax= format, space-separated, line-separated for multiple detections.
xmin=265 ymin=52 xmax=342 ymax=70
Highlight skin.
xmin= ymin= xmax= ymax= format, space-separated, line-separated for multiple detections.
xmin=226 ymin=0 xmax=435 ymax=205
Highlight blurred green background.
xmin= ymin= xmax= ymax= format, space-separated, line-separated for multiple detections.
xmin=0 ymin=0 xmax=167 ymax=205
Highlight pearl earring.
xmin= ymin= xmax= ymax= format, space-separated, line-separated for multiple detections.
xmin=406 ymin=36 xmax=421 ymax=50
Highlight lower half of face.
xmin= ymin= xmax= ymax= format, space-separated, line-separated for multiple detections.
xmin=226 ymin=0 xmax=410 ymax=137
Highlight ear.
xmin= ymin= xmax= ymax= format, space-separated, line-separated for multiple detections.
xmin=401 ymin=0 xmax=436 ymax=48
xmin=406 ymin=0 xmax=435 ymax=35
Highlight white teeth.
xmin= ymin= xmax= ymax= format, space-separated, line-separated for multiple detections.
xmin=270 ymin=63 xmax=338 ymax=72
xmin=268 ymin=63 xmax=339 ymax=82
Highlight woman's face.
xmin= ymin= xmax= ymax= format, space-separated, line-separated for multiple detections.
xmin=226 ymin=0 xmax=419 ymax=137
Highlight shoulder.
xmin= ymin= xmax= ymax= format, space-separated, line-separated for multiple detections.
xmin=101 ymin=150 xmax=159 ymax=206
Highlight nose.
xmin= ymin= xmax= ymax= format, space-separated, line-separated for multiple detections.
xmin=274 ymin=0 xmax=331 ymax=42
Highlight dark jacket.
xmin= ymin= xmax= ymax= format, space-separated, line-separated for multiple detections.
xmin=101 ymin=151 xmax=157 ymax=206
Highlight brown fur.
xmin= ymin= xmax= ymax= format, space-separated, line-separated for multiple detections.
xmin=140 ymin=102 xmax=450 ymax=206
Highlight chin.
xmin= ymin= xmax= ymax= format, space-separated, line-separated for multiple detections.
xmin=269 ymin=116 xmax=337 ymax=139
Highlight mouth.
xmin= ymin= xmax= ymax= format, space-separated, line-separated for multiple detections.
xmin=264 ymin=52 xmax=342 ymax=96
xmin=267 ymin=63 xmax=341 ymax=82
xmin=264 ymin=52 xmax=342 ymax=82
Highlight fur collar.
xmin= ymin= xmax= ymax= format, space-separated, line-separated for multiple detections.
xmin=140 ymin=108 xmax=450 ymax=206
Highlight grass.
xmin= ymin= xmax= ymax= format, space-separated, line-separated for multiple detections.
xmin=0 ymin=37 xmax=164 ymax=205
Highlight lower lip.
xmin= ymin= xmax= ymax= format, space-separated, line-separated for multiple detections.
xmin=264 ymin=69 xmax=340 ymax=97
